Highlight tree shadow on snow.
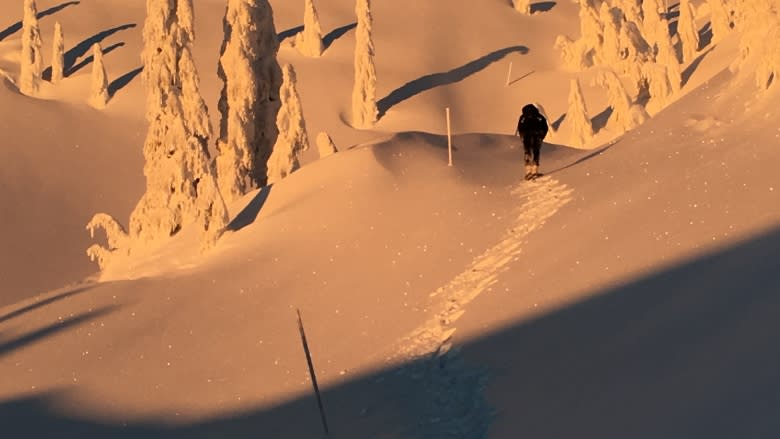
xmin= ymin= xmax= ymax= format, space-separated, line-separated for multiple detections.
xmin=377 ymin=45 xmax=530 ymax=119
xmin=551 ymin=113 xmax=565 ymax=131
xmin=698 ymin=22 xmax=713 ymax=49
xmin=277 ymin=25 xmax=303 ymax=44
xmin=108 ymin=66 xmax=143 ymax=98
xmin=63 ymin=23 xmax=136 ymax=77
xmin=323 ymin=22 xmax=357 ymax=50
xmin=226 ymin=184 xmax=273 ymax=232
xmin=591 ymin=106 xmax=613 ymax=134
xmin=3 ymin=226 xmax=780 ymax=437
xmin=0 ymin=1 xmax=80 ymax=42
xmin=45 ymin=41 xmax=125 ymax=80
xmin=0 ymin=285 xmax=93 ymax=325
xmin=530 ymin=1 xmax=556 ymax=13
xmin=681 ymin=46 xmax=715 ymax=87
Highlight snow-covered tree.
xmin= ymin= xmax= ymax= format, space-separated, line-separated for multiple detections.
xmin=617 ymin=0 xmax=643 ymax=25
xmin=555 ymin=0 xmax=603 ymax=70
xmin=640 ymin=0 xmax=668 ymax=51
xmin=595 ymin=69 xmax=648 ymax=132
xmin=599 ymin=3 xmax=622 ymax=67
xmin=19 ymin=0 xmax=43 ymax=95
xmin=512 ymin=0 xmax=531 ymax=14
xmin=316 ymin=131 xmax=338 ymax=157
xmin=88 ymin=43 xmax=109 ymax=109
xmin=708 ymin=0 xmax=733 ymax=44
xmin=618 ymin=21 xmax=654 ymax=92
xmin=216 ymin=0 xmax=282 ymax=203
xmin=678 ymin=0 xmax=701 ymax=63
xmin=352 ymin=0 xmax=378 ymax=128
xmin=655 ymin=28 xmax=682 ymax=91
xmin=566 ymin=78 xmax=594 ymax=147
xmin=642 ymin=62 xmax=675 ymax=113
xmin=267 ymin=64 xmax=310 ymax=184
xmin=294 ymin=0 xmax=324 ymax=56
xmin=87 ymin=0 xmax=229 ymax=268
xmin=51 ymin=21 xmax=64 ymax=84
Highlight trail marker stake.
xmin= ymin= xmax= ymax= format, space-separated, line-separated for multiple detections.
xmin=446 ymin=107 xmax=453 ymax=166
xmin=296 ymin=309 xmax=329 ymax=436
xmin=505 ymin=61 xmax=513 ymax=86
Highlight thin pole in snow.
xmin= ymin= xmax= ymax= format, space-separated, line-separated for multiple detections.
xmin=296 ymin=308 xmax=329 ymax=436
xmin=446 ymin=107 xmax=453 ymax=166
xmin=505 ymin=61 xmax=513 ymax=86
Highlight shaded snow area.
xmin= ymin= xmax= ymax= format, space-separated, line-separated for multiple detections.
xmin=2 ymin=0 xmax=780 ymax=438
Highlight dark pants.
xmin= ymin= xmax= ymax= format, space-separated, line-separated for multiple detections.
xmin=523 ymin=135 xmax=542 ymax=168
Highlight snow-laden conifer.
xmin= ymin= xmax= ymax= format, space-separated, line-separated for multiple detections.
xmin=655 ymin=27 xmax=682 ymax=91
xmin=352 ymin=0 xmax=378 ymax=128
xmin=708 ymin=0 xmax=732 ymax=44
xmin=316 ymin=131 xmax=338 ymax=158
xmin=678 ymin=0 xmax=701 ymax=63
xmin=595 ymin=69 xmax=648 ymax=132
xmin=87 ymin=0 xmax=229 ymax=268
xmin=513 ymin=0 xmax=531 ymax=14
xmin=642 ymin=62 xmax=675 ymax=113
xmin=640 ymin=0 xmax=668 ymax=51
xmin=216 ymin=0 xmax=282 ymax=202
xmin=599 ymin=3 xmax=622 ymax=67
xmin=294 ymin=0 xmax=324 ymax=57
xmin=566 ymin=78 xmax=594 ymax=147
xmin=51 ymin=21 xmax=65 ymax=84
xmin=20 ymin=0 xmax=43 ymax=95
xmin=88 ymin=43 xmax=109 ymax=109
xmin=267 ymin=64 xmax=310 ymax=184
xmin=554 ymin=0 xmax=603 ymax=70
xmin=618 ymin=21 xmax=654 ymax=92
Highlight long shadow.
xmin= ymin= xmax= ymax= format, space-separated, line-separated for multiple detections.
xmin=277 ymin=25 xmax=303 ymax=43
xmin=681 ymin=46 xmax=715 ymax=87
xmin=699 ymin=22 xmax=713 ymax=49
xmin=551 ymin=113 xmax=565 ymax=131
xmin=545 ymin=140 xmax=620 ymax=175
xmin=0 ymin=1 xmax=80 ymax=42
xmin=226 ymin=185 xmax=273 ymax=231
xmin=507 ymin=69 xmax=534 ymax=86
xmin=108 ymin=66 xmax=143 ymax=98
xmin=323 ymin=22 xmax=357 ymax=50
xmin=377 ymin=45 xmax=529 ymax=118
xmin=0 ymin=306 xmax=117 ymax=358
xmin=63 ymin=23 xmax=136 ymax=76
xmin=0 ymin=285 xmax=92 ymax=325
xmin=63 ymin=41 xmax=124 ymax=77
xmin=2 ymin=226 xmax=780 ymax=437
xmin=530 ymin=1 xmax=556 ymax=13
xmin=591 ymin=106 xmax=613 ymax=133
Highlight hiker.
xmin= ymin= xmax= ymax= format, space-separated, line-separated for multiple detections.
xmin=515 ymin=104 xmax=549 ymax=180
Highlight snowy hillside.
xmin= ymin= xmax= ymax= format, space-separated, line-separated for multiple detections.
xmin=2 ymin=0 xmax=780 ymax=438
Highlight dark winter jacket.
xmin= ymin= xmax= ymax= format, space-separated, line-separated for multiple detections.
xmin=516 ymin=104 xmax=548 ymax=141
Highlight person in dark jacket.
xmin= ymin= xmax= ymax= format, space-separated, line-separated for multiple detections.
xmin=516 ymin=104 xmax=549 ymax=180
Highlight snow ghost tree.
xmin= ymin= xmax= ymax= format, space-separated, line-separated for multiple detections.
xmin=316 ymin=131 xmax=338 ymax=158
xmin=617 ymin=0 xmax=643 ymax=25
xmin=51 ymin=21 xmax=65 ymax=84
xmin=512 ymin=0 xmax=531 ymax=15
xmin=640 ymin=0 xmax=668 ymax=51
xmin=555 ymin=0 xmax=603 ymax=70
xmin=618 ymin=21 xmax=654 ymax=93
xmin=642 ymin=62 xmax=675 ymax=113
xmin=352 ymin=0 xmax=378 ymax=128
xmin=655 ymin=28 xmax=682 ymax=91
xmin=566 ymin=78 xmax=594 ymax=147
xmin=708 ymin=0 xmax=733 ymax=44
xmin=86 ymin=0 xmax=229 ymax=268
xmin=677 ymin=0 xmax=701 ymax=63
xmin=731 ymin=1 xmax=780 ymax=92
xmin=216 ymin=0 xmax=282 ymax=203
xmin=19 ymin=0 xmax=43 ymax=95
xmin=294 ymin=0 xmax=324 ymax=57
xmin=595 ymin=69 xmax=648 ymax=132
xmin=88 ymin=43 xmax=109 ymax=109
xmin=267 ymin=64 xmax=310 ymax=184
xmin=599 ymin=3 xmax=622 ymax=67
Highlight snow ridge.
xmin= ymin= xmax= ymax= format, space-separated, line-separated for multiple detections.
xmin=394 ymin=176 xmax=574 ymax=438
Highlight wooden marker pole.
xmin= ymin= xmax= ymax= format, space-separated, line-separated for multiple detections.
xmin=505 ymin=61 xmax=513 ymax=86
xmin=296 ymin=309 xmax=329 ymax=436
xmin=446 ymin=107 xmax=453 ymax=166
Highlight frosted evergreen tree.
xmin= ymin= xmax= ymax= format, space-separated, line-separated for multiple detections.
xmin=708 ymin=0 xmax=732 ymax=44
xmin=513 ymin=0 xmax=531 ymax=14
xmin=595 ymin=69 xmax=648 ymax=132
xmin=655 ymin=27 xmax=682 ymax=91
xmin=88 ymin=43 xmax=109 ymax=109
xmin=51 ymin=21 xmax=65 ymax=84
xmin=678 ymin=0 xmax=701 ymax=63
xmin=216 ymin=0 xmax=282 ymax=203
xmin=294 ymin=0 xmax=324 ymax=56
xmin=19 ymin=0 xmax=43 ymax=95
xmin=618 ymin=21 xmax=654 ymax=92
xmin=316 ymin=131 xmax=338 ymax=158
xmin=351 ymin=0 xmax=378 ymax=128
xmin=642 ymin=62 xmax=675 ymax=113
xmin=566 ymin=78 xmax=594 ymax=147
xmin=267 ymin=64 xmax=310 ymax=184
xmin=86 ymin=0 xmax=229 ymax=268
xmin=640 ymin=0 xmax=668 ymax=51
xmin=554 ymin=0 xmax=604 ymax=70
xmin=599 ymin=3 xmax=622 ymax=67
xmin=618 ymin=0 xmax=643 ymax=25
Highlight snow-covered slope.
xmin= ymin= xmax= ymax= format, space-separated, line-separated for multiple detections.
xmin=2 ymin=0 xmax=780 ymax=437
